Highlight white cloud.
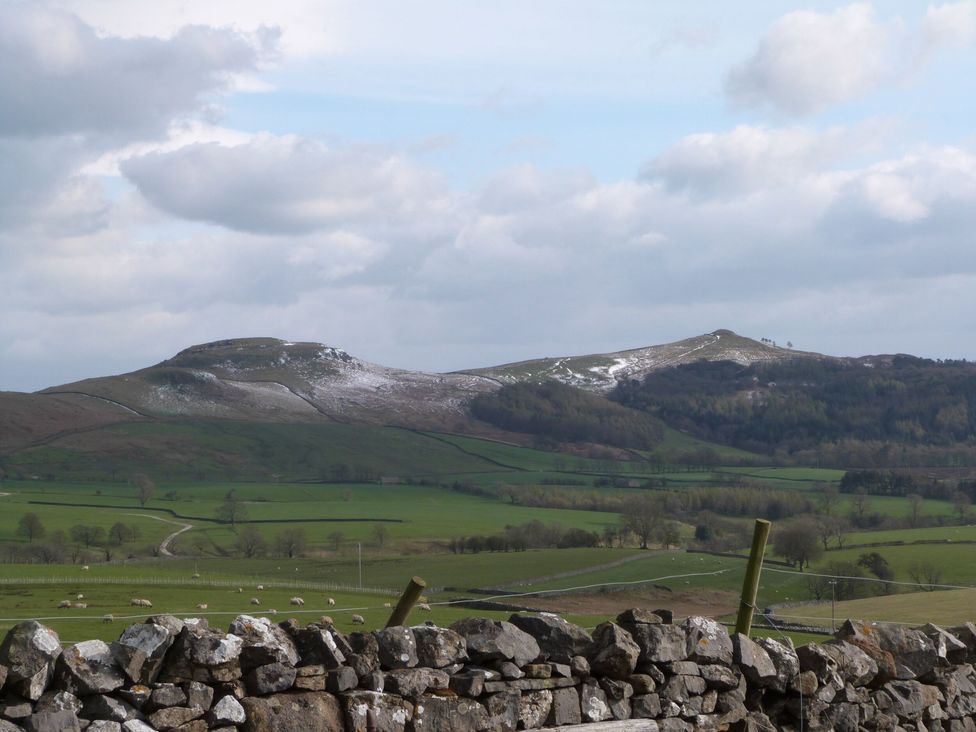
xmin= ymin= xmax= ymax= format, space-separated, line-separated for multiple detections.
xmin=922 ymin=2 xmax=976 ymax=51
xmin=726 ymin=4 xmax=891 ymax=116
xmin=121 ymin=135 xmax=455 ymax=235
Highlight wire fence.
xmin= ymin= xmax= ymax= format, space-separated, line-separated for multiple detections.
xmin=0 ymin=575 xmax=398 ymax=596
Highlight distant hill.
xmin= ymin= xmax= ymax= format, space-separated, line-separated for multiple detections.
xmin=459 ymin=330 xmax=819 ymax=391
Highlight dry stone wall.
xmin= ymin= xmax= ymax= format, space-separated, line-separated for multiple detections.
xmin=0 ymin=608 xmax=975 ymax=731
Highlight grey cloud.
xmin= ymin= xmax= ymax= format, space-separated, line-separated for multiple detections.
xmin=121 ymin=136 xmax=453 ymax=234
xmin=0 ymin=4 xmax=274 ymax=140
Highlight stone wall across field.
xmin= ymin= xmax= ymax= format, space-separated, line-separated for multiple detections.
xmin=0 ymin=607 xmax=975 ymax=731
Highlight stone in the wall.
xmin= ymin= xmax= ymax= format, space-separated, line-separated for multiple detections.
xmin=449 ymin=619 xmax=540 ymax=668
xmin=346 ymin=632 xmax=380 ymax=679
xmin=412 ymin=695 xmax=489 ymax=731
xmin=241 ymin=691 xmax=344 ymax=732
xmin=547 ymin=686 xmax=581 ymax=726
xmin=147 ymin=682 xmax=187 ymax=711
xmin=208 ymin=695 xmax=246 ymax=727
xmin=23 ymin=709 xmax=81 ymax=732
xmin=699 ymin=664 xmax=739 ymax=691
xmin=292 ymin=626 xmax=347 ymax=670
xmin=184 ymin=680 xmax=213 ymax=711
xmin=821 ymin=640 xmax=879 ymax=687
xmin=34 ymin=690 xmax=82 ymax=715
xmin=448 ymin=669 xmax=485 ymax=697
xmin=589 ymin=622 xmax=640 ymax=680
xmin=373 ymin=627 xmax=418 ymax=670
xmin=753 ymin=636 xmax=799 ymax=694
xmin=920 ymin=623 xmax=969 ymax=665
xmin=600 ymin=678 xmax=633 ymax=719
xmin=341 ymin=690 xmax=412 ymax=732
xmin=732 ymin=633 xmax=777 ymax=686
xmin=836 ymin=619 xmax=937 ymax=680
xmin=86 ymin=721 xmax=122 ymax=732
xmin=111 ymin=623 xmax=175 ymax=686
xmin=55 ymin=641 xmax=125 ymax=698
xmin=619 ymin=615 xmax=687 ymax=664
xmin=580 ymin=677 xmax=612 ymax=722
xmin=518 ymin=689 xmax=552 ymax=729
xmin=682 ymin=617 xmax=733 ymax=665
xmin=632 ymin=692 xmax=662 ymax=719
xmin=508 ymin=613 xmax=593 ymax=663
xmin=228 ymin=616 xmax=300 ymax=671
xmin=326 ymin=666 xmax=359 ymax=693
xmin=383 ymin=668 xmax=447 ymax=700
xmin=0 ymin=621 xmax=62 ymax=701
xmin=80 ymin=694 xmax=140 ymax=723
xmin=411 ymin=626 xmax=467 ymax=669
xmin=146 ymin=705 xmax=203 ymax=730
xmin=244 ymin=662 xmax=297 ymax=696
xmin=483 ymin=689 xmax=519 ymax=732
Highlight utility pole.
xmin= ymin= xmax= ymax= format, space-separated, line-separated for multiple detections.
xmin=735 ymin=519 xmax=771 ymax=636
xmin=358 ymin=542 xmax=362 ymax=589
xmin=829 ymin=580 xmax=837 ymax=632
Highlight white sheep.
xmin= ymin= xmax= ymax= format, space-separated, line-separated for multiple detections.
xmin=76 ymin=593 xmax=85 ymax=600
xmin=382 ymin=602 xmax=392 ymax=608
xmin=289 ymin=597 xmax=304 ymax=606
xmin=196 ymin=603 xmax=208 ymax=610
xmin=269 ymin=609 xmax=278 ymax=615
xmin=418 ymin=603 xmax=431 ymax=612
xmin=250 ymin=598 xmax=260 ymax=605
xmin=351 ymin=614 xmax=365 ymax=625
xmin=319 ymin=615 xmax=334 ymax=626
xmin=327 ymin=597 xmax=336 ymax=606
xmin=102 ymin=614 xmax=114 ymax=623
xmin=81 ymin=565 xmax=89 ymax=571
xmin=57 ymin=600 xmax=71 ymax=609
xmin=192 ymin=573 xmax=201 ymax=579
xmin=256 ymin=584 xmax=265 ymax=591
xmin=73 ymin=602 xmax=87 ymax=609
xmin=237 ymin=587 xmax=243 ymax=593
xmin=130 ymin=598 xmax=153 ymax=608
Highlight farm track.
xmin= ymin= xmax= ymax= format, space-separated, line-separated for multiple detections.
xmin=124 ymin=513 xmax=193 ymax=557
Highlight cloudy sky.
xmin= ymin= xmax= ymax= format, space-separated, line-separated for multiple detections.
xmin=2 ymin=1 xmax=975 ymax=391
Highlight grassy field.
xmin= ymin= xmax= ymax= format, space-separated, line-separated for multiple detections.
xmin=773 ymin=588 xmax=976 ymax=629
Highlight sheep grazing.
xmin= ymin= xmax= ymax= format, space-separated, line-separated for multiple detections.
xmin=76 ymin=594 xmax=85 ymax=600
xmin=196 ymin=603 xmax=208 ymax=610
xmin=418 ymin=603 xmax=432 ymax=611
xmin=256 ymin=584 xmax=265 ymax=591
xmin=102 ymin=614 xmax=114 ymax=623
xmin=81 ymin=565 xmax=89 ymax=571
xmin=237 ymin=587 xmax=243 ymax=593
xmin=319 ymin=615 xmax=334 ymax=626
xmin=382 ymin=602 xmax=392 ymax=608
xmin=351 ymin=614 xmax=365 ymax=625
xmin=250 ymin=598 xmax=261 ymax=605
xmin=57 ymin=600 xmax=71 ymax=609
xmin=269 ymin=609 xmax=278 ymax=615
xmin=327 ymin=597 xmax=336 ymax=606
xmin=73 ymin=602 xmax=87 ymax=609
xmin=289 ymin=597 xmax=304 ymax=606
xmin=192 ymin=573 xmax=201 ymax=579
xmin=130 ymin=598 xmax=152 ymax=608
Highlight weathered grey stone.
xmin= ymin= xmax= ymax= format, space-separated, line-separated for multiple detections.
xmin=490 ymin=660 xmax=524 ymax=680
xmin=920 ymin=623 xmax=968 ymax=665
xmin=508 ymin=613 xmax=593 ymax=663
xmin=484 ymin=690 xmax=519 ymax=732
xmin=115 ymin=685 xmax=151 ymax=710
xmin=382 ymin=668 xmax=444 ymax=699
xmin=550 ymin=662 xmax=571 ymax=678
xmin=111 ymin=623 xmax=175 ymax=685
xmin=86 ymin=721 xmax=122 ymax=732
xmin=590 ymin=622 xmax=640 ymax=680
xmin=518 ymin=689 xmax=552 ymax=729
xmin=632 ymin=692 xmax=662 ymax=719
xmin=121 ymin=721 xmax=157 ymax=732
xmin=411 ymin=695 xmax=489 ymax=731
xmin=240 ymin=691 xmax=344 ymax=732
xmin=617 ymin=608 xmax=665 ymax=626
xmin=522 ymin=663 xmax=551 ymax=679
xmin=570 ymin=655 xmax=590 ymax=677
xmin=754 ymin=636 xmax=798 ymax=693
xmin=624 ymin=623 xmax=688 ymax=664
xmin=35 ymin=690 xmax=82 ymax=715
xmin=344 ymin=632 xmax=380 ymax=679
xmin=326 ymin=666 xmax=359 ymax=693
xmin=245 ymin=662 xmax=297 ymax=695
xmin=228 ymin=615 xmax=299 ymax=671
xmin=601 ymin=678 xmax=634 ymax=720
xmin=449 ymin=618 xmax=540 ymax=667
xmin=876 ymin=679 xmax=943 ymax=720
xmin=169 ymin=721 xmax=207 ymax=732
xmin=208 ymin=695 xmax=245 ymax=726
xmin=23 ymin=710 xmax=81 ymax=732
xmin=821 ymin=639 xmax=878 ymax=686
xmin=189 ymin=629 xmax=243 ymax=669
xmin=732 ymin=633 xmax=777 ymax=685
xmin=682 ymin=616 xmax=733 ymax=665
xmin=836 ymin=619 xmax=937 ymax=680
xmin=483 ymin=676 xmax=577 ymax=693
xmin=581 ymin=678 xmax=612 ymax=722
xmin=699 ymin=664 xmax=738 ymax=691
xmin=547 ymin=687 xmax=582 ymax=726
xmin=146 ymin=706 xmax=202 ymax=730
xmin=629 ymin=673 xmax=657 ymax=694
xmin=292 ymin=627 xmax=346 ymax=669
xmin=341 ymin=690 xmax=412 ymax=732
xmin=81 ymin=695 xmax=140 ymax=723
xmin=147 ymin=683 xmax=187 ymax=711
xmin=449 ymin=669 xmax=485 ymax=697
xmin=1 ymin=697 xmax=34 ymax=721
xmin=373 ymin=626 xmax=418 ymax=670
xmin=410 ymin=626 xmax=467 ymax=669
xmin=183 ymin=681 xmax=213 ymax=711
xmin=0 ymin=621 xmax=62 ymax=701
xmin=660 ymin=674 xmax=707 ymax=704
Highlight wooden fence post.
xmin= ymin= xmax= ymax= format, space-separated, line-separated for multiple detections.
xmin=734 ymin=519 xmax=771 ymax=636
xmin=385 ymin=576 xmax=426 ymax=628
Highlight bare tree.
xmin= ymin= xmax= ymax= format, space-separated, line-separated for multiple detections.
xmin=132 ymin=473 xmax=155 ymax=507
xmin=217 ymin=491 xmax=249 ymax=528
xmin=70 ymin=524 xmax=105 ymax=548
xmin=952 ymin=491 xmax=972 ymax=523
xmin=274 ymin=528 xmax=308 ymax=558
xmin=773 ymin=518 xmax=823 ymax=570
xmin=327 ymin=531 xmax=344 ymax=552
xmin=234 ymin=526 xmax=267 ymax=558
xmin=17 ymin=512 xmax=46 ymax=543
xmin=372 ymin=523 xmax=389 ymax=547
xmin=908 ymin=562 xmax=943 ymax=591
xmin=906 ymin=493 xmax=925 ymax=528
xmin=621 ymin=494 xmax=662 ymax=549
